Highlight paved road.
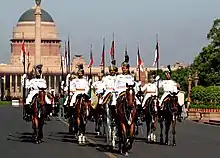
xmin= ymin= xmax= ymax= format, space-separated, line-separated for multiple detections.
xmin=1 ymin=106 xmax=220 ymax=158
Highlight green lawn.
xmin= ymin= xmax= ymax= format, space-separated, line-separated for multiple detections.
xmin=0 ymin=101 xmax=12 ymax=106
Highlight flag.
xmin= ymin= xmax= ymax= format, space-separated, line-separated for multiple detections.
xmin=137 ymin=47 xmax=144 ymax=72
xmin=20 ymin=41 xmax=26 ymax=64
xmin=110 ymin=40 xmax=114 ymax=59
xmin=153 ymin=41 xmax=159 ymax=66
xmin=88 ymin=45 xmax=94 ymax=68
xmin=99 ymin=38 xmax=105 ymax=66
xmin=124 ymin=45 xmax=129 ymax=62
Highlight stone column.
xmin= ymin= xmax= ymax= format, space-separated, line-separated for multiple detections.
xmin=3 ymin=75 xmax=6 ymax=96
xmin=54 ymin=75 xmax=56 ymax=91
xmin=10 ymin=75 xmax=12 ymax=97
xmin=15 ymin=75 xmax=17 ymax=97
xmin=48 ymin=75 xmax=51 ymax=89
xmin=34 ymin=4 xmax=42 ymax=65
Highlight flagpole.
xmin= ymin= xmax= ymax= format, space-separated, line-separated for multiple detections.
xmin=156 ymin=34 xmax=159 ymax=99
xmin=22 ymin=32 xmax=26 ymax=119
xmin=112 ymin=32 xmax=115 ymax=60
xmin=103 ymin=37 xmax=105 ymax=76
xmin=138 ymin=43 xmax=141 ymax=82
xmin=67 ymin=37 xmax=71 ymax=98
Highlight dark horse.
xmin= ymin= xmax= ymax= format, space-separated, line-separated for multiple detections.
xmin=142 ymin=95 xmax=158 ymax=142
xmin=158 ymin=91 xmax=179 ymax=146
xmin=72 ymin=93 xmax=90 ymax=144
xmin=116 ymin=83 xmax=137 ymax=156
xmin=31 ymin=87 xmax=47 ymax=144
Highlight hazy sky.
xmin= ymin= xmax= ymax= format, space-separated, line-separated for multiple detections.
xmin=0 ymin=0 xmax=219 ymax=67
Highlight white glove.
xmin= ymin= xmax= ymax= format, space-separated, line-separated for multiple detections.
xmin=22 ymin=74 xmax=27 ymax=79
xmin=89 ymin=79 xmax=92 ymax=84
xmin=155 ymin=75 xmax=160 ymax=81
xmin=66 ymin=74 xmax=71 ymax=79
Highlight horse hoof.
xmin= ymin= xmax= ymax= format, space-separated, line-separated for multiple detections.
xmin=165 ymin=142 xmax=168 ymax=145
xmin=172 ymin=143 xmax=176 ymax=146
xmin=125 ymin=152 xmax=129 ymax=156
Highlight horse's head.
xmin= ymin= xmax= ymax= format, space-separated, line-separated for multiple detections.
xmin=125 ymin=82 xmax=136 ymax=107
xmin=165 ymin=91 xmax=179 ymax=111
xmin=37 ymin=87 xmax=47 ymax=105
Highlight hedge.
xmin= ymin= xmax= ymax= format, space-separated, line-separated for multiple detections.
xmin=191 ymin=86 xmax=220 ymax=104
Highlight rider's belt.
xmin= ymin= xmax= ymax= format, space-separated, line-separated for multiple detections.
xmin=76 ymin=88 xmax=85 ymax=91
xmin=107 ymin=88 xmax=114 ymax=90
xmin=118 ymin=86 xmax=126 ymax=88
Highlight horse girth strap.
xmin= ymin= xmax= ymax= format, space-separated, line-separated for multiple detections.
xmin=102 ymin=93 xmax=112 ymax=105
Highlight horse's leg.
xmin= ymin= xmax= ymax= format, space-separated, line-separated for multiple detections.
xmin=146 ymin=116 xmax=151 ymax=142
xmin=34 ymin=116 xmax=40 ymax=143
xmin=152 ymin=115 xmax=157 ymax=142
xmin=127 ymin=123 xmax=135 ymax=151
xmin=119 ymin=123 xmax=128 ymax=155
xmin=159 ymin=116 xmax=164 ymax=144
xmin=172 ymin=118 xmax=177 ymax=146
xmin=165 ymin=119 xmax=171 ymax=145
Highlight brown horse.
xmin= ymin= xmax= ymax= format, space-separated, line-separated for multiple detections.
xmin=142 ymin=95 xmax=158 ymax=142
xmin=72 ymin=93 xmax=90 ymax=144
xmin=31 ymin=87 xmax=47 ymax=144
xmin=116 ymin=83 xmax=137 ymax=156
xmin=158 ymin=91 xmax=179 ymax=146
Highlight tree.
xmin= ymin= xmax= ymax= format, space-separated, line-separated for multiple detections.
xmin=192 ymin=19 xmax=220 ymax=86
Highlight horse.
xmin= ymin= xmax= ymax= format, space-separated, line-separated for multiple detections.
xmin=31 ymin=87 xmax=47 ymax=144
xmin=101 ymin=90 xmax=118 ymax=149
xmin=116 ymin=83 xmax=137 ymax=156
xmin=142 ymin=95 xmax=158 ymax=142
xmin=72 ymin=93 xmax=90 ymax=144
xmin=158 ymin=91 xmax=179 ymax=146
xmin=93 ymin=93 xmax=106 ymax=136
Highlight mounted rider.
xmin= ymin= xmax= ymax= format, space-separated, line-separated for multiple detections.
xmin=92 ymin=72 xmax=105 ymax=95
xmin=99 ymin=64 xmax=118 ymax=105
xmin=63 ymin=72 xmax=77 ymax=107
xmin=158 ymin=65 xmax=180 ymax=108
xmin=22 ymin=64 xmax=51 ymax=119
xmin=141 ymin=72 xmax=159 ymax=109
xmin=114 ymin=61 xmax=141 ymax=106
xmin=69 ymin=64 xmax=90 ymax=109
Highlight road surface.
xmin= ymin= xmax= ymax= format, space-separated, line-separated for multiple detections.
xmin=1 ymin=106 xmax=220 ymax=158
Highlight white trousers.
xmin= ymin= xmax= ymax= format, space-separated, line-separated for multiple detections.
xmin=69 ymin=92 xmax=84 ymax=106
xmin=159 ymin=92 xmax=181 ymax=107
xmin=142 ymin=93 xmax=157 ymax=107
xmin=26 ymin=90 xmax=51 ymax=105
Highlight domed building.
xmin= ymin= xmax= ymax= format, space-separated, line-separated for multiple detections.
xmin=0 ymin=5 xmax=63 ymax=98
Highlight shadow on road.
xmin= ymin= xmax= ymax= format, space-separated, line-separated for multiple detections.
xmin=7 ymin=132 xmax=34 ymax=143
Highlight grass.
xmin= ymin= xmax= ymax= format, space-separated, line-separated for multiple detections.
xmin=0 ymin=101 xmax=12 ymax=106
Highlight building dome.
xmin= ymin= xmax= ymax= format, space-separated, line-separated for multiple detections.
xmin=18 ymin=8 xmax=54 ymax=23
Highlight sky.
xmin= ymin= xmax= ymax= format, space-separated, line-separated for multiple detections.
xmin=0 ymin=0 xmax=220 ymax=67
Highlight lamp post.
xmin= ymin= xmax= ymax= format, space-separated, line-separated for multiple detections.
xmin=187 ymin=74 xmax=192 ymax=108
xmin=194 ymin=70 xmax=199 ymax=87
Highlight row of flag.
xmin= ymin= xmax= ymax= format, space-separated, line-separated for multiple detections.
xmin=19 ymin=36 xmax=160 ymax=73
xmin=86 ymin=37 xmax=160 ymax=72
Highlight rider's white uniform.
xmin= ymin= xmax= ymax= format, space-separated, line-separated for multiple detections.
xmin=159 ymin=79 xmax=179 ymax=107
xmin=92 ymin=80 xmax=105 ymax=95
xmin=21 ymin=74 xmax=51 ymax=105
xmin=69 ymin=77 xmax=90 ymax=106
xmin=114 ymin=74 xmax=141 ymax=105
xmin=100 ymin=75 xmax=117 ymax=104
xmin=63 ymin=74 xmax=76 ymax=106
xmin=141 ymin=82 xmax=158 ymax=107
